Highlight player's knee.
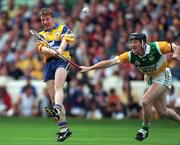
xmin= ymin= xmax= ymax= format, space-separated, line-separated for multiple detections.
xmin=54 ymin=84 xmax=63 ymax=91
xmin=141 ymin=99 xmax=150 ymax=108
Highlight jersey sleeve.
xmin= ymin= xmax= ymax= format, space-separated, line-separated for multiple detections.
xmin=114 ymin=52 xmax=129 ymax=63
xmin=37 ymin=33 xmax=47 ymax=53
xmin=37 ymin=43 xmax=43 ymax=53
xmin=156 ymin=41 xmax=172 ymax=54
xmin=61 ymin=25 xmax=74 ymax=43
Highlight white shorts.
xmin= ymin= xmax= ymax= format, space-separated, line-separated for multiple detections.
xmin=144 ymin=67 xmax=172 ymax=89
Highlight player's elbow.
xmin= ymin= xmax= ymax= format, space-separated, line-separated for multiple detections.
xmin=106 ymin=59 xmax=117 ymax=67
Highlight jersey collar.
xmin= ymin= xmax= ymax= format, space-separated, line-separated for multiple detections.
xmin=45 ymin=23 xmax=59 ymax=32
xmin=143 ymin=44 xmax=150 ymax=56
xmin=133 ymin=44 xmax=150 ymax=58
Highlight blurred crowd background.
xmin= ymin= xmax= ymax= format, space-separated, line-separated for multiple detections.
xmin=0 ymin=0 xmax=180 ymax=119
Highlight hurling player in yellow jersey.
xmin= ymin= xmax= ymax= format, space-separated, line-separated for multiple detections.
xmin=80 ymin=33 xmax=180 ymax=141
xmin=37 ymin=8 xmax=74 ymax=142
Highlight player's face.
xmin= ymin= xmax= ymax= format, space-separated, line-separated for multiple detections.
xmin=129 ymin=40 xmax=142 ymax=55
xmin=40 ymin=15 xmax=55 ymax=30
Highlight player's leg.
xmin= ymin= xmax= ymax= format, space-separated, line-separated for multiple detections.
xmin=54 ymin=67 xmax=72 ymax=141
xmin=45 ymin=80 xmax=55 ymax=117
xmin=142 ymin=84 xmax=167 ymax=125
xmin=45 ymin=79 xmax=63 ymax=119
xmin=56 ymin=105 xmax=72 ymax=142
xmin=53 ymin=67 xmax=67 ymax=114
xmin=153 ymin=91 xmax=180 ymax=122
xmin=46 ymin=80 xmax=55 ymax=103
xmin=44 ymin=68 xmax=67 ymax=120
xmin=135 ymin=83 xmax=167 ymax=141
xmin=45 ymin=77 xmax=71 ymax=141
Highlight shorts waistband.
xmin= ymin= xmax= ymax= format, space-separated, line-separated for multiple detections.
xmin=46 ymin=57 xmax=59 ymax=63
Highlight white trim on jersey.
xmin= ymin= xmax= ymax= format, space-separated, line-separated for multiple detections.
xmin=155 ymin=42 xmax=163 ymax=55
xmin=144 ymin=45 xmax=150 ymax=55
xmin=128 ymin=51 xmax=131 ymax=62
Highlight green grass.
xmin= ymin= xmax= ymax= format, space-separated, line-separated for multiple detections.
xmin=0 ymin=117 xmax=179 ymax=145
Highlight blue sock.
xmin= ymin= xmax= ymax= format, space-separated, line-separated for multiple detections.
xmin=54 ymin=104 xmax=62 ymax=111
xmin=58 ymin=121 xmax=68 ymax=132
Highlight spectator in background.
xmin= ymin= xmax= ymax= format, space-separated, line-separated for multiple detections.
xmin=20 ymin=76 xmax=37 ymax=98
xmin=15 ymin=85 xmax=36 ymax=116
xmin=0 ymin=0 xmax=179 ymax=82
xmin=121 ymin=79 xmax=132 ymax=106
xmin=106 ymin=88 xmax=124 ymax=119
xmin=120 ymin=79 xmax=141 ymax=118
xmin=128 ymin=96 xmax=141 ymax=119
xmin=69 ymin=79 xmax=86 ymax=117
xmin=16 ymin=51 xmax=43 ymax=80
xmin=0 ymin=86 xmax=14 ymax=116
xmin=8 ymin=61 xmax=24 ymax=79
xmin=92 ymin=81 xmax=107 ymax=116
xmin=4 ymin=0 xmax=18 ymax=19
xmin=86 ymin=98 xmax=103 ymax=120
xmin=39 ymin=88 xmax=51 ymax=117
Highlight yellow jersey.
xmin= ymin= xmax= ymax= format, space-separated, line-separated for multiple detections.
xmin=38 ymin=23 xmax=74 ymax=63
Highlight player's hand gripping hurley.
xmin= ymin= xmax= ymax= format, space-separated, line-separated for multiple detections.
xmin=30 ymin=29 xmax=80 ymax=69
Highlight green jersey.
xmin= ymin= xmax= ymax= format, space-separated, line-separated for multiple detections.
xmin=115 ymin=41 xmax=172 ymax=77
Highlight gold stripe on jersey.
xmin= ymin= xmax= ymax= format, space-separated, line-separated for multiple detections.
xmin=115 ymin=52 xmax=129 ymax=63
xmin=156 ymin=41 xmax=172 ymax=54
xmin=147 ymin=42 xmax=170 ymax=77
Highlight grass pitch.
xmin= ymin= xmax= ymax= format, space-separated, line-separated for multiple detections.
xmin=0 ymin=117 xmax=179 ymax=145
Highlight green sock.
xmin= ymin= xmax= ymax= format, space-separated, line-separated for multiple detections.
xmin=142 ymin=123 xmax=150 ymax=131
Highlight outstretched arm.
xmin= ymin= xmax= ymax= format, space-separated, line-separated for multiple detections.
xmin=80 ymin=59 xmax=118 ymax=72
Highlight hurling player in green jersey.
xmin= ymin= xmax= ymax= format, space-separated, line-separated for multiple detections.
xmin=80 ymin=32 xmax=180 ymax=141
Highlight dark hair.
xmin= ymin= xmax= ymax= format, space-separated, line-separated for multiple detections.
xmin=129 ymin=32 xmax=146 ymax=43
xmin=39 ymin=8 xmax=54 ymax=17
xmin=110 ymin=88 xmax=116 ymax=94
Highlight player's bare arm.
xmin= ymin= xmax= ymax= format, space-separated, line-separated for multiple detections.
xmin=40 ymin=45 xmax=58 ymax=56
xmin=80 ymin=59 xmax=118 ymax=72
xmin=58 ymin=39 xmax=67 ymax=53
